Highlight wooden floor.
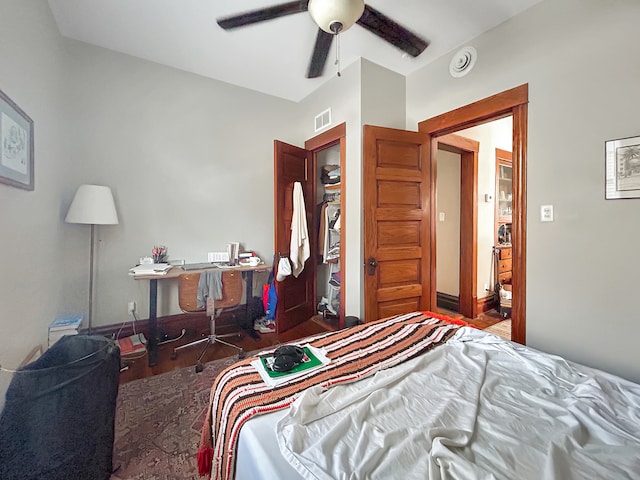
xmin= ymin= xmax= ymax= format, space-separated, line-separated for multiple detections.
xmin=436 ymin=308 xmax=504 ymax=329
xmin=118 ymin=316 xmax=328 ymax=384
xmin=118 ymin=308 xmax=504 ymax=384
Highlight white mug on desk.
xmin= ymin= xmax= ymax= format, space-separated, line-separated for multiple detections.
xmin=248 ymin=257 xmax=261 ymax=266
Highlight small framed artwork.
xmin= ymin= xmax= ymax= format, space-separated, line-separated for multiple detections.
xmin=0 ymin=89 xmax=34 ymax=190
xmin=605 ymin=135 xmax=640 ymax=200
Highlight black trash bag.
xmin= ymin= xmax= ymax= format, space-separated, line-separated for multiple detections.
xmin=0 ymin=335 xmax=120 ymax=480
xmin=248 ymin=295 xmax=266 ymax=322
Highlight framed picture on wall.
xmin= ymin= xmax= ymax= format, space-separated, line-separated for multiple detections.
xmin=605 ymin=135 xmax=640 ymax=200
xmin=0 ymin=89 xmax=34 ymax=191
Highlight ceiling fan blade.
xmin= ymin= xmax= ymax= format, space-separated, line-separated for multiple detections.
xmin=217 ymin=1 xmax=309 ymax=30
xmin=307 ymin=29 xmax=334 ymax=78
xmin=356 ymin=5 xmax=428 ymax=57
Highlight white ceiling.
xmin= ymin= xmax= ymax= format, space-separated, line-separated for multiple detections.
xmin=47 ymin=0 xmax=541 ymax=102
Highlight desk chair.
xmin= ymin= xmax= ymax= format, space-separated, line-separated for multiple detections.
xmin=172 ymin=271 xmax=245 ymax=372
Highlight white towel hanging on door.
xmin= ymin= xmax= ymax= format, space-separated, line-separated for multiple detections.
xmin=290 ymin=182 xmax=310 ymax=277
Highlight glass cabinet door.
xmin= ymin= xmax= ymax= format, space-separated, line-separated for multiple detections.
xmin=497 ymin=163 xmax=512 ymax=221
xmin=495 ymin=149 xmax=512 ymax=244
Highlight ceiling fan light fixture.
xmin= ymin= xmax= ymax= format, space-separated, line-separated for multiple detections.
xmin=308 ymin=0 xmax=365 ymax=34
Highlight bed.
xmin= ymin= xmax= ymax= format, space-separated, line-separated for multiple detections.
xmin=197 ymin=311 xmax=640 ymax=480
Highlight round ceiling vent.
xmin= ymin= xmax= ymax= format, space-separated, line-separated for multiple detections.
xmin=449 ymin=46 xmax=477 ymax=78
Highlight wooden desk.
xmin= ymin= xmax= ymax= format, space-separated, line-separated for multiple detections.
xmin=133 ymin=264 xmax=271 ymax=367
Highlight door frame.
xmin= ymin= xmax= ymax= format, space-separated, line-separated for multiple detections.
xmin=418 ymin=84 xmax=528 ymax=344
xmin=436 ymin=134 xmax=479 ymax=319
xmin=305 ymin=122 xmax=346 ymax=329
xmin=273 ymin=141 xmax=316 ymax=333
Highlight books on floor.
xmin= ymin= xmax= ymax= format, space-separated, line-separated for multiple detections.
xmin=48 ymin=314 xmax=83 ymax=347
xmin=116 ymin=333 xmax=147 ymax=356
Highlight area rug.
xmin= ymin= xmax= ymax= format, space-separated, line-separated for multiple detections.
xmin=483 ymin=319 xmax=512 ymax=341
xmin=110 ymin=356 xmax=240 ymax=480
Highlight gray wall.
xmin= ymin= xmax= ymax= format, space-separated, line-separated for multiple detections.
xmin=0 ymin=0 xmax=301 ymax=373
xmin=407 ymin=0 xmax=640 ymax=382
xmin=64 ymin=41 xmax=299 ymax=325
xmin=0 ymin=0 xmax=72 ymax=374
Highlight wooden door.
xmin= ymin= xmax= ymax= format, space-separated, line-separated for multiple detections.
xmin=273 ymin=140 xmax=315 ymax=333
xmin=363 ymin=126 xmax=432 ymax=321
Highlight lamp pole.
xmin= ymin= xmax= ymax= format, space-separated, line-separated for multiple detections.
xmin=88 ymin=223 xmax=96 ymax=334
xmin=65 ymin=184 xmax=119 ymax=334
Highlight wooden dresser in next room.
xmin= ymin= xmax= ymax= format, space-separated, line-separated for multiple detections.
xmin=496 ymin=245 xmax=512 ymax=285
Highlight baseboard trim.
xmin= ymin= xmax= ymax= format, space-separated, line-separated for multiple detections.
xmin=436 ymin=292 xmax=459 ymax=313
xmin=477 ymin=294 xmax=497 ymax=313
xmin=88 ymin=308 xmax=245 ymax=340
xmin=90 ymin=294 xmax=497 ymax=339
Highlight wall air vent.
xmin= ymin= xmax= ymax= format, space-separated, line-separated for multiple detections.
xmin=449 ymin=46 xmax=477 ymax=78
xmin=314 ymin=108 xmax=332 ymax=132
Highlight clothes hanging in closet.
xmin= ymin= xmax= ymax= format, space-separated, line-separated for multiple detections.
xmin=319 ymin=201 xmax=340 ymax=264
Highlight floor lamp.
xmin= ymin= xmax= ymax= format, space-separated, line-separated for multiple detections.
xmin=65 ymin=185 xmax=119 ymax=334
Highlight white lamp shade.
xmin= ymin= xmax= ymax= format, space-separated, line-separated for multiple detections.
xmin=65 ymin=184 xmax=119 ymax=225
xmin=308 ymin=0 xmax=365 ymax=34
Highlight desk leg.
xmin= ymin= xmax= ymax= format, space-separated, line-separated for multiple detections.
xmin=147 ymin=278 xmax=159 ymax=367
xmin=243 ymin=270 xmax=260 ymax=340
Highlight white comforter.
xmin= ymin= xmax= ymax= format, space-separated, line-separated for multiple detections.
xmin=276 ymin=327 xmax=640 ymax=479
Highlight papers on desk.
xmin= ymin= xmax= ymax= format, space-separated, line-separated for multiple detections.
xmin=129 ymin=263 xmax=172 ymax=276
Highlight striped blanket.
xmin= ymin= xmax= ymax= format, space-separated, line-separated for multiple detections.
xmin=197 ymin=311 xmax=467 ymax=480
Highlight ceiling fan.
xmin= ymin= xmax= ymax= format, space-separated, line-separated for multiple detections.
xmin=217 ymin=0 xmax=429 ymax=78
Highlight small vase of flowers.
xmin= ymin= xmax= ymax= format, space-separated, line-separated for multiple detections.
xmin=152 ymin=245 xmax=167 ymax=263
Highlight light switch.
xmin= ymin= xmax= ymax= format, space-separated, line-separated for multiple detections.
xmin=540 ymin=205 xmax=554 ymax=222
xmin=439 ymin=212 xmax=446 ymax=222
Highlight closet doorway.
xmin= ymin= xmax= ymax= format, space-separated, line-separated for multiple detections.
xmin=305 ymin=123 xmax=346 ymax=330
xmin=273 ymin=123 xmax=346 ymax=333
xmin=314 ymin=144 xmax=342 ymax=328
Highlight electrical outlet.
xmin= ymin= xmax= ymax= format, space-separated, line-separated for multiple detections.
xmin=484 ymin=283 xmax=490 ymax=292
xmin=128 ymin=301 xmax=136 ymax=315
xmin=540 ymin=205 xmax=554 ymax=222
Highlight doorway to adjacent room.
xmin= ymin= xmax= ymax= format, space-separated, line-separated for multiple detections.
xmin=362 ymin=84 xmax=527 ymax=344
